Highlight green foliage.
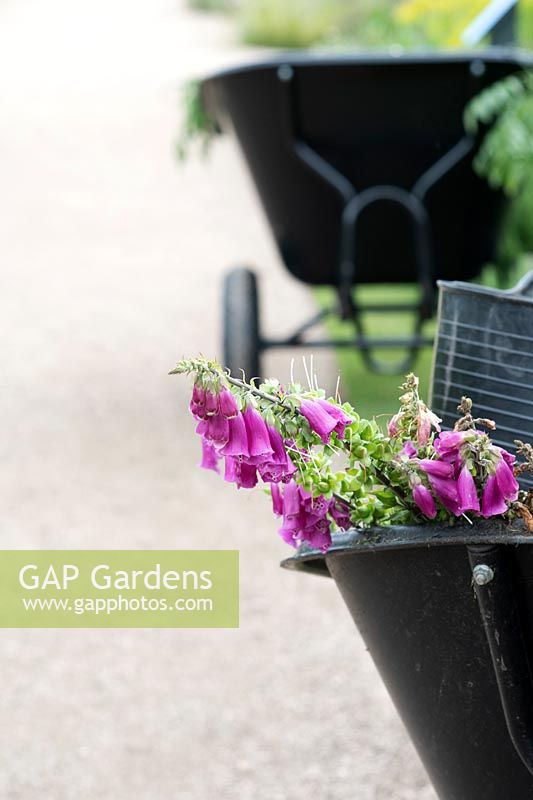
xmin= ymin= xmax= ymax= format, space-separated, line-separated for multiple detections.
xmin=237 ymin=0 xmax=417 ymax=49
xmin=499 ymin=196 xmax=533 ymax=270
xmin=465 ymin=72 xmax=533 ymax=266
xmin=232 ymin=0 xmax=533 ymax=49
xmin=239 ymin=0 xmax=342 ymax=48
xmin=394 ymin=0 xmax=485 ymax=47
xmin=172 ymin=355 xmax=415 ymax=527
xmin=172 ymin=357 xmax=533 ymax=541
xmin=176 ymin=80 xmax=216 ymax=162
xmin=323 ymin=0 xmax=425 ymax=49
xmin=465 ymin=72 xmax=533 ymax=197
xmin=187 ymin=0 xmax=234 ymax=10
xmin=395 ymin=0 xmax=533 ymax=47
xmin=522 ymin=1 xmax=533 ymax=47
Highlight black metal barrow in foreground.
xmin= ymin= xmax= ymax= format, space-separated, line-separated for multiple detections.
xmin=282 ymin=522 xmax=533 ymax=800
xmin=431 ymin=270 xmax=533 ymax=493
xmin=202 ymin=50 xmax=533 ymax=376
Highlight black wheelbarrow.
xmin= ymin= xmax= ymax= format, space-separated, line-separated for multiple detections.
xmin=202 ymin=50 xmax=533 ymax=376
xmin=281 ymin=273 xmax=533 ymax=798
xmin=282 ymin=521 xmax=533 ymax=800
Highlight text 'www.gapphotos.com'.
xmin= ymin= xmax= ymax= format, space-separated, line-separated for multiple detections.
xmin=21 ymin=595 xmax=214 ymax=615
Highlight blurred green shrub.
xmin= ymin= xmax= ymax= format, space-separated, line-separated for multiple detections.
xmin=234 ymin=0 xmax=533 ymax=49
xmin=465 ymin=72 xmax=533 ymax=266
xmin=396 ymin=0 xmax=533 ymax=47
xmin=239 ymin=0 xmax=345 ymax=48
xmin=187 ymin=0 xmax=235 ymax=11
xmin=395 ymin=0 xmax=488 ymax=46
xmin=238 ymin=0 xmax=416 ymax=49
xmin=176 ymin=80 xmax=217 ymax=161
xmin=465 ymin=72 xmax=533 ymax=196
xmin=322 ymin=0 xmax=424 ymax=49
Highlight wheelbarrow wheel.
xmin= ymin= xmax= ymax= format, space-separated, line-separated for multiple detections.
xmin=223 ymin=267 xmax=262 ymax=382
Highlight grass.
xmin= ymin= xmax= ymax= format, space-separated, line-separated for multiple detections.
xmin=315 ymin=284 xmax=434 ymax=421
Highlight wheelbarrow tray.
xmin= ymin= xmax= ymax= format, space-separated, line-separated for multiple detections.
xmin=282 ymin=521 xmax=533 ymax=799
xmin=203 ymin=50 xmax=533 ymax=287
xmin=431 ymin=272 xmax=533 ymax=490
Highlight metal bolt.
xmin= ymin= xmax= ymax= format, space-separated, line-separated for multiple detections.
xmin=277 ymin=64 xmax=294 ymax=82
xmin=473 ymin=564 xmax=495 ymax=586
xmin=470 ymin=59 xmax=486 ymax=77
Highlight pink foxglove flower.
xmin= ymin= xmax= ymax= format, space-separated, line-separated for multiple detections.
xmin=219 ymin=388 xmax=238 ymax=419
xmin=298 ymin=493 xmax=330 ymax=531
xmin=316 ymin=399 xmax=352 ymax=439
xmin=272 ymin=481 xmax=334 ymax=552
xmin=237 ymin=461 xmax=258 ymax=490
xmin=223 ymin=455 xmax=238 ymax=484
xmin=388 ymin=412 xmax=402 ymax=437
xmin=205 ymin=390 xmax=219 ymax=417
xmin=400 ymin=441 xmax=417 ymax=458
xmin=258 ymin=456 xmax=296 ymax=484
xmin=388 ymin=405 xmax=440 ymax=445
xmin=267 ymin=425 xmax=289 ymax=462
xmin=257 ymin=426 xmax=296 ymax=483
xmin=495 ymin=456 xmax=519 ymax=500
xmin=190 ymin=382 xmax=207 ymax=420
xmin=412 ymin=483 xmax=436 ymax=518
xmin=219 ymin=412 xmax=249 ymax=457
xmin=457 ymin=464 xmax=480 ymax=513
xmin=433 ymin=431 xmax=468 ymax=460
xmin=200 ymin=439 xmax=220 ymax=473
xmin=281 ymin=480 xmax=301 ymax=522
xmin=204 ymin=414 xmax=229 ymax=447
xmin=482 ymin=475 xmax=509 ymax=517
xmin=418 ymin=459 xmax=454 ymax=479
xmin=195 ymin=420 xmax=207 ymax=436
xmin=302 ymin=517 xmax=332 ymax=553
xmin=278 ymin=525 xmax=299 ymax=547
xmin=329 ymin=500 xmax=351 ymax=530
xmin=270 ymin=482 xmax=283 ymax=516
xmin=175 ymin=357 xmax=533 ymax=555
xmin=299 ymin=399 xmax=338 ymax=443
xmin=498 ymin=447 xmax=516 ymax=469
xmin=242 ymin=405 xmax=273 ymax=459
xmin=417 ymin=404 xmax=441 ymax=446
xmin=427 ymin=474 xmax=461 ymax=516
xmin=224 ymin=456 xmax=258 ymax=489
xmin=482 ymin=456 xmax=519 ymax=517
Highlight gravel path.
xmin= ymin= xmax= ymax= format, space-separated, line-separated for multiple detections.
xmin=0 ymin=0 xmax=436 ymax=797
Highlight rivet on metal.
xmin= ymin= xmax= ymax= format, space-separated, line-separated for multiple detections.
xmin=469 ymin=59 xmax=486 ymax=77
xmin=473 ymin=564 xmax=495 ymax=586
xmin=277 ymin=64 xmax=294 ymax=82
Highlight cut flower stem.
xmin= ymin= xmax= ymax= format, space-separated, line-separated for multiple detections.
xmin=170 ymin=357 xmax=533 ymax=551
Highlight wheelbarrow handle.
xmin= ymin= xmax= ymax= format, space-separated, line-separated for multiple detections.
xmin=468 ymin=544 xmax=533 ymax=777
xmin=509 ymin=271 xmax=533 ymax=299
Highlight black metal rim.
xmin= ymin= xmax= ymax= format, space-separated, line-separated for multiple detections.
xmin=438 ymin=279 xmax=533 ymax=307
xmin=203 ymin=48 xmax=533 ymax=84
xmin=281 ymin=520 xmax=532 ymax=575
